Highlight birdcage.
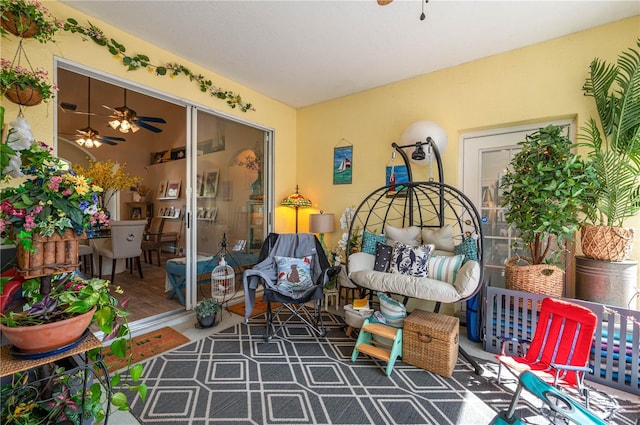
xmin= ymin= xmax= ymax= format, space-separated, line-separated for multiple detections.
xmin=211 ymin=254 xmax=235 ymax=302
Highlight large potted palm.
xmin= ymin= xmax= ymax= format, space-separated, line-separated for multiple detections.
xmin=500 ymin=124 xmax=594 ymax=297
xmin=578 ymin=38 xmax=640 ymax=262
xmin=574 ymin=39 xmax=640 ymax=308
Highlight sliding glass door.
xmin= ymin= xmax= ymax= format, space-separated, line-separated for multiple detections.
xmin=187 ymin=108 xmax=270 ymax=307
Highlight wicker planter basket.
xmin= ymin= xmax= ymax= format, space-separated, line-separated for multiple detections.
xmin=3 ymin=83 xmax=43 ymax=106
xmin=16 ymin=229 xmax=82 ymax=279
xmin=581 ymin=225 xmax=635 ymax=262
xmin=0 ymin=12 xmax=39 ymax=38
xmin=504 ymin=256 xmax=564 ymax=298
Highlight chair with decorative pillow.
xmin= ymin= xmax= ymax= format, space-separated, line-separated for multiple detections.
xmin=242 ymin=233 xmax=341 ymax=341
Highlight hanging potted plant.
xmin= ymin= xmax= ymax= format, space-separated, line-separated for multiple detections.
xmin=578 ymin=38 xmax=640 ymax=262
xmin=500 ymin=124 xmax=594 ymax=297
xmin=1 ymin=58 xmax=57 ymax=106
xmin=0 ymin=0 xmax=64 ymax=42
xmin=194 ymin=297 xmax=221 ymax=328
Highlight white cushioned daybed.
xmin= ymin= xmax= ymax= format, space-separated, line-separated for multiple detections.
xmin=347 ymin=224 xmax=481 ymax=305
xmin=344 ymin=181 xmax=484 ymax=309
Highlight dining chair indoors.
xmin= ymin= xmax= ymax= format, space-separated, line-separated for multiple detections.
xmin=142 ymin=217 xmax=165 ymax=266
xmin=97 ymin=220 xmax=147 ymax=284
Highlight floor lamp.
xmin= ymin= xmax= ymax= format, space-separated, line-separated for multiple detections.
xmin=281 ymin=185 xmax=312 ymax=233
xmin=309 ymin=211 xmax=335 ymax=254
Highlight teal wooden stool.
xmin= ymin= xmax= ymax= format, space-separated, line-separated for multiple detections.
xmin=351 ymin=318 xmax=402 ymax=376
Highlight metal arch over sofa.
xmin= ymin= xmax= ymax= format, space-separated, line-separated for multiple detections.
xmin=345 ymin=180 xmax=485 ymax=309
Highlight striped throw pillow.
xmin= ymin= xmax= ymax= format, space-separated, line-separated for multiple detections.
xmin=427 ymin=254 xmax=464 ymax=284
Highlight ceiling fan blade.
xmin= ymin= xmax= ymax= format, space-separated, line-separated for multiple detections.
xmin=136 ymin=121 xmax=163 ymax=133
xmin=137 ymin=116 xmax=167 ymax=124
xmin=102 ymin=135 xmax=126 ymax=142
xmin=99 ymin=138 xmax=119 ymax=146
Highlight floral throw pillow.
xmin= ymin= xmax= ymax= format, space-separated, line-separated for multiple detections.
xmin=274 ymin=255 xmax=313 ymax=292
xmin=389 ymin=242 xmax=434 ymax=277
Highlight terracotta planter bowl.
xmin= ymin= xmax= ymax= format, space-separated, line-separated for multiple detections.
xmin=0 ymin=306 xmax=96 ymax=353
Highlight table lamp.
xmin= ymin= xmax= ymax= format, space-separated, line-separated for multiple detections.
xmin=281 ymin=185 xmax=312 ymax=233
xmin=309 ymin=211 xmax=335 ymax=253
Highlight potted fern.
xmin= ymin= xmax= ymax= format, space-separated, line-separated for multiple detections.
xmin=578 ymin=38 xmax=640 ymax=262
xmin=500 ymin=124 xmax=594 ymax=297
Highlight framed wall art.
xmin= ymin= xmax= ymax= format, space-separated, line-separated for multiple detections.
xmin=156 ymin=181 xmax=167 ymax=199
xmin=333 ymin=142 xmax=353 ymax=185
xmin=204 ymin=170 xmax=219 ymax=197
xmin=165 ymin=180 xmax=182 ymax=199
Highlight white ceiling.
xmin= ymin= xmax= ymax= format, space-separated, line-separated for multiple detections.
xmin=59 ymin=0 xmax=639 ymax=109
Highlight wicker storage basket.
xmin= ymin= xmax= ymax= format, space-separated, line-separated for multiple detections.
xmin=403 ymin=309 xmax=459 ymax=377
xmin=581 ymin=225 xmax=635 ymax=262
xmin=504 ymin=257 xmax=564 ymax=298
xmin=16 ymin=229 xmax=81 ymax=279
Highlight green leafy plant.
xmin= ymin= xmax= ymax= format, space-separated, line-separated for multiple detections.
xmin=63 ymin=19 xmax=255 ymax=112
xmin=500 ymin=124 xmax=595 ymax=265
xmin=194 ymin=297 xmax=222 ymax=318
xmin=577 ymin=38 xmax=640 ymax=227
xmin=0 ymin=58 xmax=57 ymax=104
xmin=0 ymin=273 xmax=148 ymax=423
xmin=0 ymin=0 xmax=64 ymax=43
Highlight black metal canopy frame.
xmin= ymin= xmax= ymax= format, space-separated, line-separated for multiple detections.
xmin=345 ymin=139 xmax=485 ymax=374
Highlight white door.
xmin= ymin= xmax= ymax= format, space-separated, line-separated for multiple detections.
xmin=461 ymin=119 xmax=574 ymax=287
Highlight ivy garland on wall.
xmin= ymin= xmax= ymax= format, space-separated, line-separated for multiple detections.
xmin=63 ymin=19 xmax=255 ymax=112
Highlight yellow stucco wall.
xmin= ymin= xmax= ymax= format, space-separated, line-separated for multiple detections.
xmin=296 ymin=16 xmax=640 ymax=260
xmin=1 ymin=0 xmax=298 ymax=232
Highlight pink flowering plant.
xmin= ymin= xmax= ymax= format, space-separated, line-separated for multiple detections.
xmin=0 ymin=118 xmax=107 ymax=250
xmin=0 ymin=58 xmax=57 ymax=103
xmin=0 ymin=0 xmax=64 ymax=43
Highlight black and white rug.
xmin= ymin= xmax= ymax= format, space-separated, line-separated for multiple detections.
xmin=127 ymin=313 xmax=639 ymax=425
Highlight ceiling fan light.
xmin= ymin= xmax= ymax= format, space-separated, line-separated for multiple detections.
xmin=109 ymin=119 xmax=120 ymax=129
xmin=93 ymin=140 xmax=102 ymax=148
xmin=76 ymin=138 xmax=85 ymax=146
xmin=86 ymin=139 xmax=94 ymax=148
xmin=120 ymin=120 xmax=131 ymax=132
xmin=130 ymin=123 xmax=140 ymax=133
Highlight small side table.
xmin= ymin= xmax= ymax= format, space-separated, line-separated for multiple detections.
xmin=323 ymin=288 xmax=339 ymax=310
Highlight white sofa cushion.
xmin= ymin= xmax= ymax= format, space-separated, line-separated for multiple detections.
xmin=421 ymin=225 xmax=455 ymax=252
xmin=349 ymin=259 xmax=480 ymax=303
xmin=385 ymin=225 xmax=420 ymax=246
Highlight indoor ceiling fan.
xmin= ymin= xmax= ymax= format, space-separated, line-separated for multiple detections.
xmin=378 ymin=0 xmax=429 ymax=21
xmin=103 ymin=89 xmax=167 ymax=134
xmin=67 ymin=78 xmax=126 ymax=148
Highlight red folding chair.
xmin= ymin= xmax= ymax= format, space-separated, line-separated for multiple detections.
xmin=496 ymin=297 xmax=597 ymax=396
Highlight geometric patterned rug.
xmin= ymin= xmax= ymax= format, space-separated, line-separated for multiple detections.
xmin=126 ymin=312 xmax=640 ymax=425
